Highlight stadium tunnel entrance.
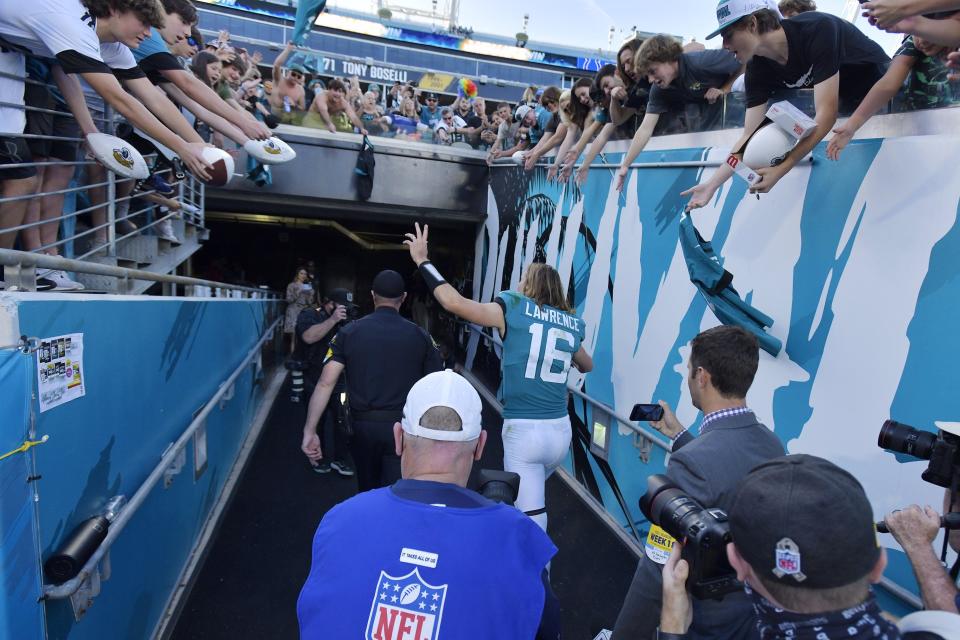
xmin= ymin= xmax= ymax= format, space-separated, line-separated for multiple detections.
xmin=194 ymin=210 xmax=478 ymax=346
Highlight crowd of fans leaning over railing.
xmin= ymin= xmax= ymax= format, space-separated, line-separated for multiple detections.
xmin=1 ymin=0 xmax=960 ymax=291
xmin=262 ymin=0 xmax=959 ymax=172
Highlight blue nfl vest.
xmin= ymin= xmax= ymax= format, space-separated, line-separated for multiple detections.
xmin=297 ymin=484 xmax=556 ymax=639
xmin=496 ymin=291 xmax=585 ymax=420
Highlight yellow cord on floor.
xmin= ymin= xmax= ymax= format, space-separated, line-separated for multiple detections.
xmin=0 ymin=435 xmax=49 ymax=462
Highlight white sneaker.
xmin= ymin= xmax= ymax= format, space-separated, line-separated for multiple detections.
xmin=157 ymin=219 xmax=180 ymax=243
xmin=37 ymin=270 xmax=85 ymax=291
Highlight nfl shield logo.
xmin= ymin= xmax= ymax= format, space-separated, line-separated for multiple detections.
xmin=776 ymin=549 xmax=799 ymax=573
xmin=772 ymin=537 xmax=807 ymax=582
xmin=365 ymin=568 xmax=448 ymax=640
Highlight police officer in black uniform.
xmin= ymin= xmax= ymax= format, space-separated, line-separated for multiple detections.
xmin=295 ymin=288 xmax=354 ymax=476
xmin=301 ymin=270 xmax=443 ymax=492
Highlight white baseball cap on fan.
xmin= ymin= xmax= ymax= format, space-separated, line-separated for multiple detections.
xmin=706 ymin=0 xmax=784 ymax=39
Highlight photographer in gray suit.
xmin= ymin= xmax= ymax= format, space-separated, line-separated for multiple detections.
xmin=612 ymin=325 xmax=785 ymax=640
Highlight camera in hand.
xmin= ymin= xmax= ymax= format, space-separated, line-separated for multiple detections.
xmin=640 ymin=474 xmax=741 ymax=600
xmin=630 ymin=403 xmax=664 ymax=422
xmin=325 ymin=288 xmax=360 ymax=325
xmin=343 ymin=303 xmax=361 ymax=323
xmin=878 ymin=420 xmax=960 ymax=488
xmin=475 ymin=469 xmax=521 ymax=506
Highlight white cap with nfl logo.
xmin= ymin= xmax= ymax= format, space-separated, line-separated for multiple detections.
xmin=401 ymin=370 xmax=483 ymax=442
xmin=706 ymin=0 xmax=783 ymax=39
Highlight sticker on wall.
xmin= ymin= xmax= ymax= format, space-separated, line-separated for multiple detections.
xmin=36 ymin=333 xmax=85 ymax=412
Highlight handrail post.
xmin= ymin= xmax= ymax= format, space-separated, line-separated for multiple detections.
xmin=198 ymin=176 xmax=205 ymax=228
xmin=106 ymin=171 xmax=116 ymax=257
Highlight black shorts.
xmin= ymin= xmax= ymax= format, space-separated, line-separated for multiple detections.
xmin=0 ymin=136 xmax=37 ymax=180
xmin=24 ymin=82 xmax=81 ymax=162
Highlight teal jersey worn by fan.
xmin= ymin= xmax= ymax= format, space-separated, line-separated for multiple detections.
xmin=494 ymin=291 xmax=584 ymax=420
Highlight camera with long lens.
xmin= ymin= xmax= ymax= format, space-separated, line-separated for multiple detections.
xmin=878 ymin=420 xmax=960 ymax=488
xmin=640 ymin=475 xmax=741 ymax=600
xmin=475 ymin=469 xmax=521 ymax=506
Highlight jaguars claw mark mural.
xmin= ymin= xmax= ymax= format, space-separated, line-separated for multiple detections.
xmin=479 ymin=137 xmax=960 ymax=608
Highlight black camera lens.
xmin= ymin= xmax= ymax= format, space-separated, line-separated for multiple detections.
xmin=476 ymin=469 xmax=521 ymax=506
xmin=640 ymin=475 xmax=702 ymax=541
xmin=878 ymin=420 xmax=937 ymax=460
xmin=479 ymin=480 xmax=515 ymax=505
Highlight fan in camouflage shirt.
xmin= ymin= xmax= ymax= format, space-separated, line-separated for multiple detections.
xmin=827 ymin=34 xmax=957 ymax=161
xmin=896 ymin=36 xmax=956 ymax=110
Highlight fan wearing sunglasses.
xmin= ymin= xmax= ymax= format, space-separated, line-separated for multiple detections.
xmin=269 ymin=41 xmax=307 ymax=115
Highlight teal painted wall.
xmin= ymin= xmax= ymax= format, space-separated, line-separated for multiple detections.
xmin=479 ymin=136 xmax=960 ymax=615
xmin=0 ymin=294 xmax=278 ymax=639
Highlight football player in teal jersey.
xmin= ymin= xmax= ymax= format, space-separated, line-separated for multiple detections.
xmin=405 ymin=223 xmax=593 ymax=530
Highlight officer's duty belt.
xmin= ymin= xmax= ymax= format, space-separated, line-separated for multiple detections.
xmin=351 ymin=409 xmax=403 ymax=423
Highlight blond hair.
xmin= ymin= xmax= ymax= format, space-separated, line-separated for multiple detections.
xmin=558 ymin=90 xmax=572 ymax=127
xmin=522 ymin=263 xmax=572 ymax=312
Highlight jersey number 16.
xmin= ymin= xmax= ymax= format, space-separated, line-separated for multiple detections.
xmin=524 ymin=324 xmax=574 ymax=383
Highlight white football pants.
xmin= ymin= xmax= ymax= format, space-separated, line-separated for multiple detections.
xmin=502 ymin=415 xmax=572 ymax=531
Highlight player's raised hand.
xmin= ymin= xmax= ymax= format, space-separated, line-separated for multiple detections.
xmin=404 ymin=222 xmax=430 ymax=266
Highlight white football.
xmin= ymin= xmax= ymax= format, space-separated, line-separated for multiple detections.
xmin=200 ymin=146 xmax=234 ymax=186
xmin=743 ymin=123 xmax=797 ymax=170
xmin=85 ymin=133 xmax=150 ymax=180
xmin=512 ymin=151 xmax=525 ymax=164
xmin=243 ymin=136 xmax=296 ymax=164
xmin=399 ymin=584 xmax=421 ymax=605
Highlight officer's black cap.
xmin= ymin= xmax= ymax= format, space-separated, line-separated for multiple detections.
xmin=372 ymin=270 xmax=406 ymax=298
xmin=326 ymin=288 xmax=353 ymax=306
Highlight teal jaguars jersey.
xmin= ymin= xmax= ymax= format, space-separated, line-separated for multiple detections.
xmin=495 ymin=291 xmax=585 ymax=419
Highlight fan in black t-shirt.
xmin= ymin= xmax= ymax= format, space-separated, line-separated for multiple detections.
xmin=744 ymin=12 xmax=890 ymax=110
xmin=683 ymin=6 xmax=890 ymax=208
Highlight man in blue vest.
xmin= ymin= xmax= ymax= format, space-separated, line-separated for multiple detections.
xmin=297 ymin=370 xmax=561 ymax=639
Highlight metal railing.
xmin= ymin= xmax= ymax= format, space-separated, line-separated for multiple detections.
xmin=0 ymin=69 xmax=206 ymax=279
xmin=0 ymin=249 xmax=276 ymax=297
xmin=491 ymin=157 xmax=727 ymax=170
xmin=41 ymin=315 xmax=282 ymax=608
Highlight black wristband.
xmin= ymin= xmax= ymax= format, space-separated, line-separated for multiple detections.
xmin=656 ymin=629 xmax=688 ymax=640
xmin=418 ymin=261 xmax=447 ymax=292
